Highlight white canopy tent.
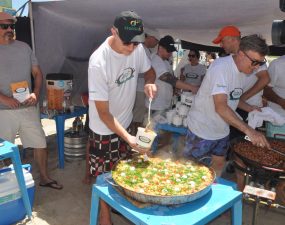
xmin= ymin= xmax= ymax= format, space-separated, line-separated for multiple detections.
xmin=27 ymin=0 xmax=284 ymax=104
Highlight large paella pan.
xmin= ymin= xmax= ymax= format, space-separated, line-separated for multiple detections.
xmin=111 ymin=155 xmax=216 ymax=205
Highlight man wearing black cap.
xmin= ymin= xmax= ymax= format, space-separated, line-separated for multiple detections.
xmin=88 ymin=11 xmax=156 ymax=225
xmin=147 ymin=35 xmax=198 ymax=113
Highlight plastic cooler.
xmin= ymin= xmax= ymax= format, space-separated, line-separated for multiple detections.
xmin=266 ymin=122 xmax=285 ymax=140
xmin=0 ymin=165 xmax=35 ymax=225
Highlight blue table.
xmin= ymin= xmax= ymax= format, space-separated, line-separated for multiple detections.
xmin=41 ymin=106 xmax=88 ymax=169
xmin=90 ymin=174 xmax=242 ymax=225
xmin=152 ymin=123 xmax=188 ymax=154
xmin=0 ymin=139 xmax=32 ymax=219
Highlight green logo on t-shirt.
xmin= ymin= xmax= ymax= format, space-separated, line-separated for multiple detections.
xmin=230 ymin=88 xmax=243 ymax=100
xmin=115 ymin=68 xmax=135 ymax=86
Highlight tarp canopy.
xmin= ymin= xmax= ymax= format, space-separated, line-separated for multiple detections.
xmin=30 ymin=0 xmax=285 ymax=104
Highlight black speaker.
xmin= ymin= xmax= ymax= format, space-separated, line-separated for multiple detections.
xmin=272 ymin=20 xmax=285 ymax=45
xmin=280 ymin=0 xmax=285 ymax=12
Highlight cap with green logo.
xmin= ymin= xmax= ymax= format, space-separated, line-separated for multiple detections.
xmin=114 ymin=10 xmax=145 ymax=43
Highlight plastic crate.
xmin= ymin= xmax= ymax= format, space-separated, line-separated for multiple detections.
xmin=265 ymin=122 xmax=285 ymax=140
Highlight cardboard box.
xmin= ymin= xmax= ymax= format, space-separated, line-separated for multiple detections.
xmin=0 ymin=0 xmax=12 ymax=8
xmin=0 ymin=6 xmax=16 ymax=16
xmin=0 ymin=165 xmax=35 ymax=225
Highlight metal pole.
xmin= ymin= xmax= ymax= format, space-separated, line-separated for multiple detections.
xmin=28 ymin=0 xmax=36 ymax=54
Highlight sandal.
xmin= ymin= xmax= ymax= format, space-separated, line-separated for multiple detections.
xmin=39 ymin=180 xmax=63 ymax=190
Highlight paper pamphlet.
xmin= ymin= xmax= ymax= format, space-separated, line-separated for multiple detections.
xmin=10 ymin=81 xmax=30 ymax=103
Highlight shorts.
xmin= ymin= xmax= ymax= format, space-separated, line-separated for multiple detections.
xmin=0 ymin=107 xmax=47 ymax=148
xmin=88 ymin=129 xmax=132 ymax=177
xmin=133 ymin=91 xmax=147 ymax=123
xmin=183 ymin=130 xmax=229 ymax=164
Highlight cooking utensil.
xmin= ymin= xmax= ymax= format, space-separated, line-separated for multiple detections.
xmin=244 ymin=136 xmax=285 ymax=157
xmin=111 ymin=157 xmax=216 ymax=205
xmin=145 ymin=98 xmax=152 ymax=131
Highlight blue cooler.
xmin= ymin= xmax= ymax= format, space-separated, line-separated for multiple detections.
xmin=0 ymin=165 xmax=35 ymax=225
xmin=266 ymin=122 xmax=285 ymax=140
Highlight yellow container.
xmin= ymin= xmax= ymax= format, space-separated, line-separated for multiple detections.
xmin=0 ymin=0 xmax=12 ymax=8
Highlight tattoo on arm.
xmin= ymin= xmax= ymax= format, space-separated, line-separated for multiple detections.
xmin=159 ymin=72 xmax=178 ymax=87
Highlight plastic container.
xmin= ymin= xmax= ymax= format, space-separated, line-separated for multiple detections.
xmin=46 ymin=73 xmax=73 ymax=111
xmin=0 ymin=165 xmax=35 ymax=225
xmin=266 ymin=122 xmax=285 ymax=140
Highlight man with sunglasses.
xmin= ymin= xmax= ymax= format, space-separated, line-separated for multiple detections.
xmin=88 ymin=11 xmax=156 ymax=225
xmin=184 ymin=35 xmax=270 ymax=181
xmin=213 ymin=26 xmax=270 ymax=135
xmin=0 ymin=12 xmax=62 ymax=189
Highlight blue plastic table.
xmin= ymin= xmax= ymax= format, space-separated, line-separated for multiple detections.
xmin=0 ymin=139 xmax=32 ymax=219
xmin=90 ymin=174 xmax=242 ymax=225
xmin=41 ymin=106 xmax=88 ymax=168
xmin=152 ymin=123 xmax=188 ymax=154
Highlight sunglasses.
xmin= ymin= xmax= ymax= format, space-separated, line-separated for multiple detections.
xmin=188 ymin=54 xmax=196 ymax=58
xmin=0 ymin=24 xmax=15 ymax=30
xmin=123 ymin=42 xmax=140 ymax=46
xmin=243 ymin=51 xmax=267 ymax=66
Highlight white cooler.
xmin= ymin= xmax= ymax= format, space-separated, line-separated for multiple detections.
xmin=0 ymin=165 xmax=35 ymax=225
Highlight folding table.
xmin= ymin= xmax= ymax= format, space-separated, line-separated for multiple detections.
xmin=90 ymin=174 xmax=242 ymax=225
xmin=41 ymin=106 xmax=88 ymax=168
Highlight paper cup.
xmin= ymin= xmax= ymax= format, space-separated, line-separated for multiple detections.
xmin=166 ymin=110 xmax=175 ymax=124
xmin=136 ymin=127 xmax=157 ymax=148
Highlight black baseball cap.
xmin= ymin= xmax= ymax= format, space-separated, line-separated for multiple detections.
xmin=159 ymin=35 xmax=177 ymax=52
xmin=114 ymin=10 xmax=145 ymax=43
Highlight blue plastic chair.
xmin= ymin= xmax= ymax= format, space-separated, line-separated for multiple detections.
xmin=0 ymin=139 xmax=32 ymax=219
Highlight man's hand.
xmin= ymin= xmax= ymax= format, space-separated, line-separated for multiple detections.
xmin=126 ymin=135 xmax=152 ymax=155
xmin=144 ymin=83 xmax=157 ymax=99
xmin=23 ymin=93 xmax=38 ymax=106
xmin=2 ymin=96 xmax=20 ymax=109
xmin=245 ymin=128 xmax=270 ymax=149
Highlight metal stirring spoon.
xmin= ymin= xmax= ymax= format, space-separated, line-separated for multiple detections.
xmin=145 ymin=97 xmax=152 ymax=131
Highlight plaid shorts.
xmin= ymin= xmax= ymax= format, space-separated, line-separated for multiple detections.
xmin=88 ymin=129 xmax=132 ymax=177
xmin=183 ymin=130 xmax=230 ymax=165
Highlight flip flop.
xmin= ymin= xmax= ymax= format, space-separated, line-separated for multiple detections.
xmin=39 ymin=180 xmax=63 ymax=190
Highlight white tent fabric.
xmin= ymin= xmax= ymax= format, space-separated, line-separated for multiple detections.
xmin=31 ymin=0 xmax=284 ymax=104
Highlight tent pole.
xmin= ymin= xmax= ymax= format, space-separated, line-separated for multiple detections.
xmin=28 ymin=0 xmax=36 ymax=53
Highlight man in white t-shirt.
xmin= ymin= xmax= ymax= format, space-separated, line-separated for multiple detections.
xmin=132 ymin=28 xmax=159 ymax=131
xmin=213 ymin=26 xmax=270 ymax=143
xmin=180 ymin=49 xmax=206 ymax=86
xmin=88 ymin=11 xmax=156 ymax=225
xmin=147 ymin=35 xmax=198 ymax=113
xmin=184 ymin=35 xmax=270 ymax=177
xmin=264 ymin=55 xmax=285 ymax=114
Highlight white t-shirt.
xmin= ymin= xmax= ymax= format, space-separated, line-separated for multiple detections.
xmin=88 ymin=37 xmax=151 ymax=135
xmin=241 ymin=64 xmax=267 ymax=107
xmin=146 ymin=54 xmax=173 ymax=111
xmin=187 ymin=55 xmax=244 ymax=140
xmin=182 ymin=63 xmax=206 ymax=86
xmin=267 ymin=55 xmax=285 ymax=116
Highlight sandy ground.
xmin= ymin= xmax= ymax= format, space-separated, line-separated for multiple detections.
xmin=4 ymin=118 xmax=284 ymax=225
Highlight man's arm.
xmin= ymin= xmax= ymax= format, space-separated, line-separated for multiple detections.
xmin=159 ymin=72 xmax=199 ymax=93
xmin=264 ymin=86 xmax=285 ymax=109
xmin=213 ymin=94 xmax=269 ymax=148
xmin=237 ymin=99 xmax=261 ymax=112
xmin=144 ymin=67 xmax=157 ymax=99
xmin=94 ymin=101 xmax=149 ymax=153
xmin=240 ymin=70 xmax=270 ymax=102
